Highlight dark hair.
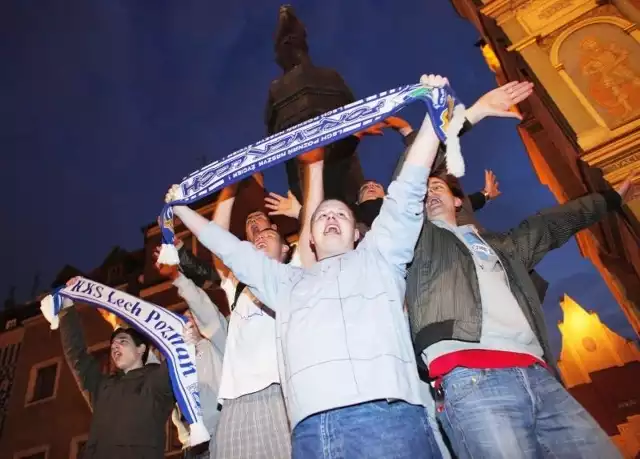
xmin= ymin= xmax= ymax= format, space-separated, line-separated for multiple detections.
xmin=256 ymin=227 xmax=293 ymax=262
xmin=246 ymin=210 xmax=271 ymax=222
xmin=428 ymin=171 xmax=465 ymax=200
xmin=110 ymin=327 xmax=151 ymax=363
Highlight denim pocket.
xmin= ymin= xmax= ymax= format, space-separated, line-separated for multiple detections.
xmin=441 ymin=367 xmax=485 ymax=406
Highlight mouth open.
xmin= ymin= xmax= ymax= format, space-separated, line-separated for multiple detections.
xmin=427 ymin=196 xmax=443 ymax=211
xmin=324 ymin=224 xmax=341 ymax=236
xmin=255 ymin=241 xmax=267 ymax=250
xmin=112 ymin=350 xmax=122 ymax=360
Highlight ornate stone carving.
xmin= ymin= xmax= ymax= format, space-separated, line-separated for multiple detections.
xmin=556 ymin=22 xmax=640 ymax=128
xmin=578 ymin=35 xmax=640 ymax=123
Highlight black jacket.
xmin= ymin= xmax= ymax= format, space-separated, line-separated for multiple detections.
xmin=60 ymin=307 xmax=175 ymax=459
xmin=406 ymin=191 xmax=622 ymax=377
xmin=178 ymin=246 xmax=220 ymax=289
xmin=394 ymin=125 xmax=550 ymax=303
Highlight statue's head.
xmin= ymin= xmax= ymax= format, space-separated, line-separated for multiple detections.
xmin=274 ymin=4 xmax=310 ymax=72
xmin=580 ymin=37 xmax=599 ymax=52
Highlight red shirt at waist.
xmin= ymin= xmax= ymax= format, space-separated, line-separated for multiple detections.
xmin=429 ymin=349 xmax=548 ymax=387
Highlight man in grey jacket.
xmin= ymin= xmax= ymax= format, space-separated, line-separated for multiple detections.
xmin=407 ymin=170 xmax=635 ymax=458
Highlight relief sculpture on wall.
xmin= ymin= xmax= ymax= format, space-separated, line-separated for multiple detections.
xmin=580 ymin=36 xmax=640 ymax=121
xmin=558 ymin=23 xmax=640 ymax=128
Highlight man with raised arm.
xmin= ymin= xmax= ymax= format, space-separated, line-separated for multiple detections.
xmin=407 ymin=167 xmax=635 ymax=458
xmin=172 ymin=153 xmax=322 ymax=459
xmin=167 ymin=74 xmax=451 ymax=459
xmin=58 ymin=279 xmax=174 ymax=459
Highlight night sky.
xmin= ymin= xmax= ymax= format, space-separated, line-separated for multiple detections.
xmin=2 ymin=0 xmax=635 ymax=356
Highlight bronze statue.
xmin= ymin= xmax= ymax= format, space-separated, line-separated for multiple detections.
xmin=266 ymin=4 xmax=364 ymax=205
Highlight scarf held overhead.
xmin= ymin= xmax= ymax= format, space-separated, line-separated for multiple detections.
xmin=158 ymin=77 xmax=467 ymax=264
xmin=40 ymin=277 xmax=209 ymax=447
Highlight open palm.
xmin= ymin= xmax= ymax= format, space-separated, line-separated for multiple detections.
xmin=467 ymin=81 xmax=534 ymax=123
xmin=264 ymin=190 xmax=302 ymax=219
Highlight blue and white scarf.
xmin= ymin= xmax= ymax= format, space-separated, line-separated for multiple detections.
xmin=40 ymin=277 xmax=210 ymax=447
xmin=157 ymin=77 xmax=467 ymax=264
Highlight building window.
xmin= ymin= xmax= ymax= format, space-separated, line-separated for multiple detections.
xmin=25 ymin=358 xmax=61 ymax=406
xmin=5 ymin=318 xmax=17 ymax=330
xmin=69 ymin=434 xmax=88 ymax=459
xmin=13 ymin=445 xmax=49 ymax=459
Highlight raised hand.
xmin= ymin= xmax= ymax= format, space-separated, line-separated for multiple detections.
xmin=165 ymin=184 xmax=182 ymax=203
xmin=617 ymin=171 xmax=638 ymax=203
xmin=382 ymin=116 xmax=413 ymax=136
xmin=466 ymin=81 xmax=534 ymax=124
xmin=353 ymin=122 xmax=387 ymax=139
xmin=182 ymin=319 xmax=199 ymax=346
xmin=264 ymin=190 xmax=302 ymax=219
xmin=153 ymin=246 xmax=180 ymax=280
xmin=354 ymin=116 xmax=413 ymax=139
xmin=483 ymin=170 xmax=502 ymax=200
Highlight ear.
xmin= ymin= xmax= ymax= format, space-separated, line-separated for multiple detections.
xmin=353 ymin=227 xmax=361 ymax=243
xmin=271 ymin=223 xmax=278 ymax=230
xmin=281 ymin=243 xmax=290 ymax=257
xmin=454 ymin=197 xmax=463 ymax=209
xmin=137 ymin=343 xmax=147 ymax=358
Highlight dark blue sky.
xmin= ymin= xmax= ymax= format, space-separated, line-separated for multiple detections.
xmin=2 ymin=0 xmax=635 ymax=355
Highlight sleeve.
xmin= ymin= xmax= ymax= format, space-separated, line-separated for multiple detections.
xmin=59 ymin=307 xmax=105 ymax=407
xmin=506 ymin=191 xmax=622 ymax=270
xmin=360 ymin=164 xmax=428 ymax=272
xmin=178 ymin=247 xmax=221 ymax=289
xmin=196 ymin=221 xmax=294 ymax=310
xmin=148 ymin=361 xmax=175 ymax=405
xmin=468 ymin=191 xmax=487 ymax=212
xmin=173 ymin=274 xmax=227 ymax=351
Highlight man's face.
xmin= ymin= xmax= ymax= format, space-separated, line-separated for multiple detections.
xmin=111 ymin=332 xmax=145 ymax=371
xmin=245 ymin=211 xmax=274 ymax=242
xmin=310 ymin=200 xmax=359 ymax=255
xmin=358 ymin=181 xmax=385 ymax=204
xmin=426 ymin=177 xmax=461 ymax=222
xmin=253 ymin=228 xmax=288 ymax=261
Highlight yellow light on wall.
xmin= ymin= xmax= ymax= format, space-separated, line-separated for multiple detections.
xmin=480 ymin=44 xmax=501 ymax=74
xmin=98 ymin=308 xmax=119 ymax=330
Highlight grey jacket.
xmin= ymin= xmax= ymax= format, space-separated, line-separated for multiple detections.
xmin=406 ymin=191 xmax=623 ymax=376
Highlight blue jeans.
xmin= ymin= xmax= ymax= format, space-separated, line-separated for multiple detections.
xmin=292 ymin=400 xmax=443 ymax=459
xmin=436 ymin=365 xmax=621 ymax=459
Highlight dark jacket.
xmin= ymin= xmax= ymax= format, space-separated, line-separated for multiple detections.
xmin=394 ymin=126 xmax=550 ymax=303
xmin=406 ymin=191 xmax=622 ymax=376
xmin=178 ymin=246 xmax=220 ymax=289
xmin=60 ymin=307 xmax=175 ymax=459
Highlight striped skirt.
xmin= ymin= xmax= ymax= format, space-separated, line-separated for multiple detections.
xmin=214 ymin=383 xmax=291 ymax=459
